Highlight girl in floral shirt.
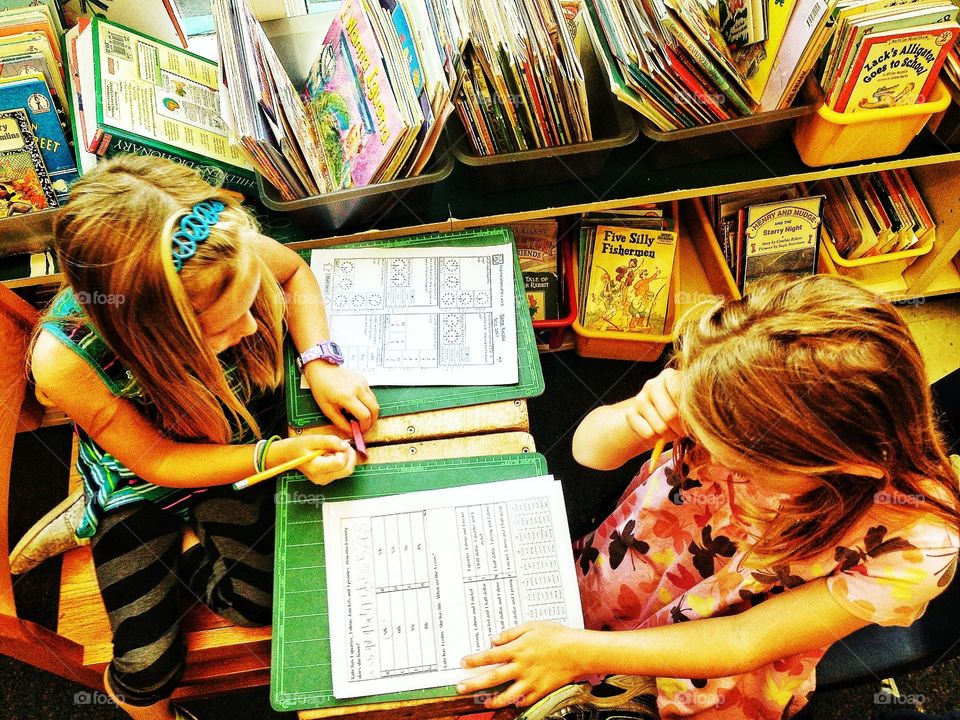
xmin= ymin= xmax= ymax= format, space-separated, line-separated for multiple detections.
xmin=457 ymin=275 xmax=959 ymax=719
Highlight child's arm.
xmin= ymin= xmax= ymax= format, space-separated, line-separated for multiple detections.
xmin=250 ymin=232 xmax=379 ymax=433
xmin=457 ymin=578 xmax=870 ymax=708
xmin=572 ymin=368 xmax=683 ymax=470
xmin=33 ymin=331 xmax=355 ymax=488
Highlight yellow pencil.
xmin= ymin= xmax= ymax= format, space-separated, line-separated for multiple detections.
xmin=232 ymin=448 xmax=327 ymax=490
xmin=649 ymin=437 xmax=666 ymax=469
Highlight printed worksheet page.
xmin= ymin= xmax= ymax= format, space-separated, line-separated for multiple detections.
xmin=322 ymin=475 xmax=583 ymax=698
xmin=306 ymin=245 xmax=519 ymax=386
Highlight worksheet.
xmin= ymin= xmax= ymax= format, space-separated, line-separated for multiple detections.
xmin=306 ymin=245 xmax=518 ymax=386
xmin=322 ymin=475 xmax=583 ymax=698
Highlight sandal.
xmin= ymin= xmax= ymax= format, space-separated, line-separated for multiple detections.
xmin=515 ymin=675 xmax=659 ymax=720
xmin=174 ymin=706 xmax=200 ymax=720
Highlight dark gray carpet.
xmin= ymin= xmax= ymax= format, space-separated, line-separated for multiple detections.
xmin=4 ymin=351 xmax=959 ymax=718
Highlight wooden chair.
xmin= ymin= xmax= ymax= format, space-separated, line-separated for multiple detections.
xmin=0 ymin=283 xmax=271 ymax=700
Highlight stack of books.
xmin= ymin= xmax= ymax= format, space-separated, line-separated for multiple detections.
xmin=0 ymin=0 xmax=77 ymax=216
xmin=821 ymin=169 xmax=934 ymax=258
xmin=578 ymin=207 xmax=678 ymax=335
xmin=456 ymin=0 xmax=592 ymax=154
xmin=706 ymin=188 xmax=824 ymax=292
xmin=64 ymin=15 xmax=257 ymax=194
xmin=213 ymin=0 xmax=459 ymax=200
xmin=819 ymin=0 xmax=959 ymax=112
xmin=584 ymin=0 xmax=838 ymax=130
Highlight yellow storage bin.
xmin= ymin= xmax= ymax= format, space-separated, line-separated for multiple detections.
xmin=791 ymin=80 xmax=951 ymax=167
xmin=821 ymin=224 xmax=935 ymax=282
xmin=572 ymin=250 xmax=681 ymax=361
xmin=572 ymin=200 xmax=739 ymax=361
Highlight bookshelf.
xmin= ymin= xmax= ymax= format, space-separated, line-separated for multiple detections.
xmin=5 ymin=127 xmax=960 ymax=303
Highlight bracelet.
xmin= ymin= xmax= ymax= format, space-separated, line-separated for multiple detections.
xmin=257 ymin=434 xmax=282 ymax=474
xmin=252 ymin=439 xmax=267 ymax=474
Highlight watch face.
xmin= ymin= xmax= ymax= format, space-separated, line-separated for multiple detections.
xmin=327 ymin=341 xmax=342 ymax=358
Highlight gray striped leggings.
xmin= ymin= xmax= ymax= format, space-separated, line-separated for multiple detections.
xmin=90 ymin=483 xmax=274 ymax=706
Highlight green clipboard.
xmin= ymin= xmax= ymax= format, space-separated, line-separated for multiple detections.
xmin=270 ymin=452 xmax=550 ymax=712
xmin=285 ymin=228 xmax=544 ymax=427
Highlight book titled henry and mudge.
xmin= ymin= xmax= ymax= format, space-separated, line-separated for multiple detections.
xmin=580 ymin=219 xmax=678 ymax=336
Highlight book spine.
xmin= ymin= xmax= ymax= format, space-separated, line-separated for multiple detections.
xmin=103 ymin=132 xmax=258 ymax=194
xmin=662 ymin=15 xmax=754 ymax=115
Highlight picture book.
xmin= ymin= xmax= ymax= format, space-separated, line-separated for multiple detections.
xmin=758 ymin=0 xmax=830 ymax=111
xmin=832 ymin=23 xmax=960 ymax=111
xmin=510 ymin=219 xmax=560 ymax=321
xmin=740 ymin=195 xmax=823 ymax=291
xmin=0 ymin=7 xmax=61 ymax=67
xmin=736 ymin=0 xmax=796 ymax=103
xmin=0 ymin=107 xmax=57 ymax=217
xmin=72 ymin=16 xmax=256 ymax=193
xmin=0 ymin=73 xmax=78 ymax=203
xmin=581 ymin=224 xmax=677 ymax=335
xmin=0 ymin=31 xmax=67 ymax=101
xmin=303 ymin=0 xmax=412 ymax=190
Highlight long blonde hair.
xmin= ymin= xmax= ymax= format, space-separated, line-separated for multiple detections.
xmin=674 ymin=275 xmax=959 ymax=566
xmin=47 ymin=155 xmax=285 ymax=443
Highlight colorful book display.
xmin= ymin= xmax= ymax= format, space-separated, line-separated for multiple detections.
xmin=707 ymin=187 xmax=823 ymax=291
xmin=0 ymin=73 xmax=78 ymax=204
xmin=0 ymin=107 xmax=58 ymax=218
xmin=822 ymin=169 xmax=934 ymax=258
xmin=509 ymin=219 xmax=561 ymax=321
xmin=820 ymin=0 xmax=960 ymax=112
xmin=65 ymin=16 xmax=256 ymax=193
xmin=579 ymin=215 xmax=678 ymax=335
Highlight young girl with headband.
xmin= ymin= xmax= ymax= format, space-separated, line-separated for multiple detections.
xmin=28 ymin=155 xmax=379 ymax=720
xmin=458 ymin=275 xmax=959 ymax=719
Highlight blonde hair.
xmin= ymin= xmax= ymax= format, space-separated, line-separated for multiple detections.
xmin=673 ymin=275 xmax=959 ymax=566
xmin=47 ymin=155 xmax=285 ymax=443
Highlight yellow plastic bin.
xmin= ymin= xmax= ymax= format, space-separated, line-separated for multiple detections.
xmin=821 ymin=224 xmax=935 ymax=282
xmin=791 ymin=81 xmax=951 ymax=167
xmin=572 ymin=202 xmax=682 ymax=361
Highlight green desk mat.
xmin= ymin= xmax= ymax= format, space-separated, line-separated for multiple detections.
xmin=271 ymin=452 xmax=549 ymax=711
xmin=285 ymin=228 xmax=544 ymax=427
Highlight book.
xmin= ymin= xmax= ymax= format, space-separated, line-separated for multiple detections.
xmin=758 ymin=0 xmax=830 ymax=111
xmin=838 ymin=174 xmax=880 ymax=257
xmin=581 ymin=224 xmax=677 ymax=335
xmin=60 ymin=0 xmax=187 ymax=48
xmin=832 ymin=23 xmax=960 ymax=111
xmin=303 ymin=0 xmax=414 ymax=190
xmin=69 ymin=16 xmax=257 ymax=193
xmin=740 ymin=195 xmax=823 ymax=291
xmin=737 ymin=0 xmax=797 ymax=103
xmin=510 ymin=219 xmax=560 ymax=321
xmin=0 ymin=106 xmax=57 ymax=217
xmin=0 ymin=73 xmax=78 ymax=204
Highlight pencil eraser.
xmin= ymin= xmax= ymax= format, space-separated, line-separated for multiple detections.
xmin=349 ymin=419 xmax=368 ymax=459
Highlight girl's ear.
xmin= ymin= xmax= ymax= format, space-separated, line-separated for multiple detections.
xmin=837 ymin=463 xmax=885 ymax=479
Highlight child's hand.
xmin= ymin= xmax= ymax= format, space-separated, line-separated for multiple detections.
xmin=304 ymin=362 xmax=380 ymax=433
xmin=626 ymin=367 xmax=684 ymax=443
xmin=456 ymin=621 xmax=586 ymax=709
xmin=274 ymin=435 xmax=357 ymax=486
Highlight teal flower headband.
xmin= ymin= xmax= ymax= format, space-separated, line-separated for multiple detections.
xmin=171 ymin=199 xmax=226 ymax=272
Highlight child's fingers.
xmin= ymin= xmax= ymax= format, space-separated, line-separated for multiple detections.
xmin=633 ymin=394 xmax=669 ymax=436
xmin=457 ymin=663 xmax=519 ymax=697
xmin=303 ymin=435 xmax=352 ymax=453
xmin=647 ymin=384 xmax=682 ymax=437
xmin=490 ymin=681 xmax=534 ymax=709
xmin=344 ymin=398 xmax=374 ymax=431
xmin=320 ymin=402 xmax=352 ymax=434
xmin=361 ymin=387 xmax=380 ymax=427
xmin=461 ymin=644 xmax=512 ymax=669
xmin=491 ymin=622 xmax=531 ymax=645
xmin=625 ymin=408 xmax=655 ymax=440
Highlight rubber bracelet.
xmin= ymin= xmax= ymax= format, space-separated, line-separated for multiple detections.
xmin=258 ymin=434 xmax=281 ymax=474
xmin=252 ymin=439 xmax=266 ymax=474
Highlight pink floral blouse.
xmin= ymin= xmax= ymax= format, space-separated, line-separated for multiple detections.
xmin=575 ymin=446 xmax=958 ymax=719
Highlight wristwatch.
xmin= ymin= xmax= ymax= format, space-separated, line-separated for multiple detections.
xmin=296 ymin=340 xmax=344 ymax=373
